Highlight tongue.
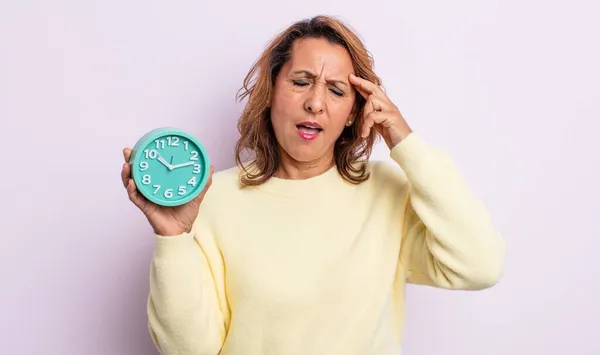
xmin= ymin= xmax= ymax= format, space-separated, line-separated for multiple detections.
xmin=298 ymin=126 xmax=320 ymax=134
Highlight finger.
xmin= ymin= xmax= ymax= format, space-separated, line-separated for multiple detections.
xmin=361 ymin=113 xmax=376 ymax=138
xmin=197 ymin=166 xmax=215 ymax=196
xmin=361 ymin=95 xmax=384 ymax=131
xmin=349 ymin=74 xmax=383 ymax=98
xmin=121 ymin=162 xmax=131 ymax=188
xmin=354 ymin=84 xmax=370 ymax=100
xmin=126 ymin=178 xmax=142 ymax=207
xmin=364 ymin=95 xmax=385 ymax=114
xmin=122 ymin=147 xmax=132 ymax=162
xmin=126 ymin=177 xmax=152 ymax=211
xmin=190 ymin=166 xmax=215 ymax=206
xmin=202 ymin=166 xmax=215 ymax=192
xmin=361 ymin=111 xmax=387 ymax=138
xmin=360 ymin=95 xmax=375 ymax=138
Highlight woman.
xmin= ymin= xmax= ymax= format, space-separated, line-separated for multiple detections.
xmin=120 ymin=15 xmax=505 ymax=355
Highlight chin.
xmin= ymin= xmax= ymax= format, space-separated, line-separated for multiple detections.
xmin=275 ymin=126 xmax=335 ymax=163
xmin=284 ymin=146 xmax=322 ymax=163
xmin=286 ymin=142 xmax=337 ymax=165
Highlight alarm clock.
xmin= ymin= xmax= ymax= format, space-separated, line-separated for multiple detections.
xmin=128 ymin=127 xmax=211 ymax=207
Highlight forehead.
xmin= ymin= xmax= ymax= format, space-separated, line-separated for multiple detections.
xmin=288 ymin=37 xmax=354 ymax=73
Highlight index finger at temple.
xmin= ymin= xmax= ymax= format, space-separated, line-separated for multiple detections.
xmin=350 ymin=74 xmax=383 ymax=97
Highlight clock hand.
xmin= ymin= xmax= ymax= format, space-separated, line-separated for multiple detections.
xmin=156 ymin=153 xmax=173 ymax=170
xmin=171 ymin=161 xmax=195 ymax=169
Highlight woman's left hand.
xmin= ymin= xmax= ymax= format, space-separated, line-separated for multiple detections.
xmin=349 ymin=73 xmax=413 ymax=150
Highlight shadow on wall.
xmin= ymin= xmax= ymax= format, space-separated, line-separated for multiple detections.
xmin=104 ymin=100 xmax=242 ymax=354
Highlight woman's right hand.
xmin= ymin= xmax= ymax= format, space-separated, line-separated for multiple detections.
xmin=120 ymin=147 xmax=214 ymax=237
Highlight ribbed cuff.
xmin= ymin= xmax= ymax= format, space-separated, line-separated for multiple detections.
xmin=389 ymin=131 xmax=456 ymax=191
xmin=389 ymin=132 xmax=429 ymax=167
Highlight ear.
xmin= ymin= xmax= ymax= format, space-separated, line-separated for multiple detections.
xmin=347 ymin=97 xmax=361 ymax=126
xmin=347 ymin=103 xmax=359 ymax=126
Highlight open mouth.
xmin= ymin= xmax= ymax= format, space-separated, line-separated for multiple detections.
xmin=296 ymin=122 xmax=323 ymax=141
xmin=296 ymin=124 xmax=323 ymax=133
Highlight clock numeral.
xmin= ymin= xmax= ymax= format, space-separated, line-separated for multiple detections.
xmin=193 ymin=164 xmax=201 ymax=174
xmin=178 ymin=186 xmax=186 ymax=195
xmin=140 ymin=161 xmax=149 ymax=171
xmin=156 ymin=136 xmax=181 ymax=149
xmin=183 ymin=141 xmax=189 ymax=151
xmin=144 ymin=149 xmax=158 ymax=159
xmin=142 ymin=175 xmax=151 ymax=185
xmin=187 ymin=176 xmax=197 ymax=186
xmin=190 ymin=151 xmax=199 ymax=161
xmin=152 ymin=184 xmax=161 ymax=194
xmin=164 ymin=189 xmax=173 ymax=198
xmin=167 ymin=136 xmax=180 ymax=146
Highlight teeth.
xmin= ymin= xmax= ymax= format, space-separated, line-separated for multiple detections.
xmin=298 ymin=124 xmax=322 ymax=131
xmin=298 ymin=125 xmax=321 ymax=134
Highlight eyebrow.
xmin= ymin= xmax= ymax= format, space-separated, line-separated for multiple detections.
xmin=291 ymin=70 xmax=348 ymax=87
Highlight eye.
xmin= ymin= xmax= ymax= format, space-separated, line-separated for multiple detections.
xmin=330 ymin=88 xmax=344 ymax=96
xmin=292 ymin=80 xmax=309 ymax=86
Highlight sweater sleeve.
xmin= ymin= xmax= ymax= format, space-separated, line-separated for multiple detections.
xmin=147 ymin=206 xmax=229 ymax=355
xmin=390 ymin=132 xmax=506 ymax=290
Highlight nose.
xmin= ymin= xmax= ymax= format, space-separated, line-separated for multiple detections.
xmin=304 ymin=86 xmax=325 ymax=114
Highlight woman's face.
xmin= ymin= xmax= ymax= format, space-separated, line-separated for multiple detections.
xmin=270 ymin=37 xmax=356 ymax=165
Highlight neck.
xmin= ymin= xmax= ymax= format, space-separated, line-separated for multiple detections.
xmin=275 ymin=148 xmax=335 ymax=180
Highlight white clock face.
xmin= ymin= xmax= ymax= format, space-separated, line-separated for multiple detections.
xmin=135 ymin=134 xmax=207 ymax=205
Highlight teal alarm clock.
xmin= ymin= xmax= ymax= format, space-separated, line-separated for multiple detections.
xmin=128 ymin=127 xmax=211 ymax=207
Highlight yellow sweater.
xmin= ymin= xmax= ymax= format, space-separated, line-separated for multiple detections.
xmin=146 ymin=132 xmax=505 ymax=355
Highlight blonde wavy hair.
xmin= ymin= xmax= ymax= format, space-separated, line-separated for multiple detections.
xmin=235 ymin=15 xmax=382 ymax=187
